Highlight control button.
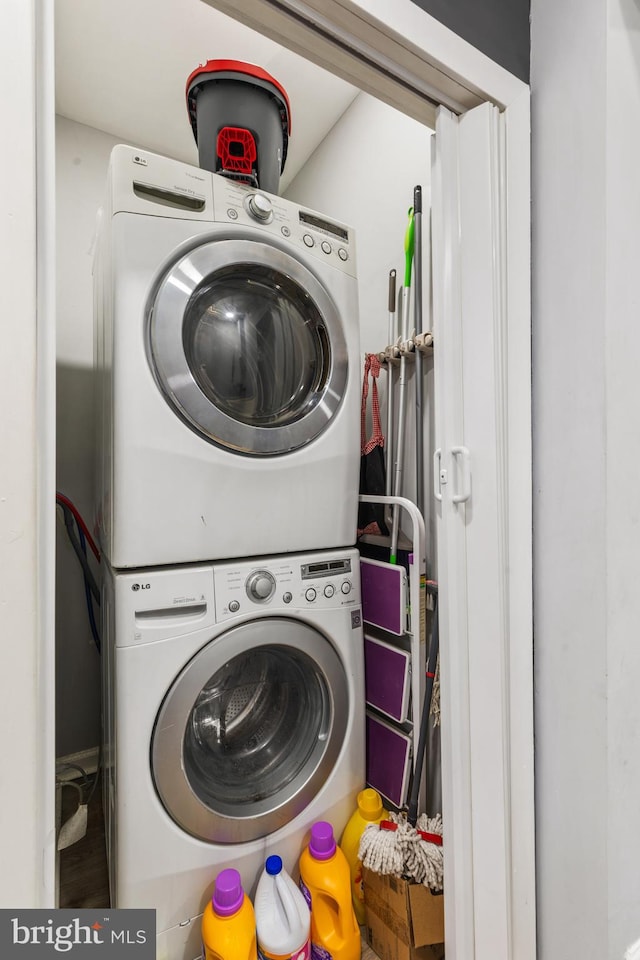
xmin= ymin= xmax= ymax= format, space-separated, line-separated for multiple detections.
xmin=321 ymin=240 xmax=332 ymax=255
xmin=338 ymin=247 xmax=349 ymax=261
xmin=324 ymin=584 xmax=335 ymax=598
xmin=283 ymin=592 xmax=293 ymax=604
xmin=247 ymin=193 xmax=273 ymax=222
xmin=246 ymin=570 xmax=276 ymax=602
xmin=341 ymin=580 xmax=352 ymax=595
xmin=281 ymin=226 xmax=291 ymax=238
xmin=227 ymin=208 xmax=239 ymax=220
xmin=305 ymin=588 xmax=317 ymax=602
xmin=228 ymin=599 xmax=240 ymax=613
xmin=303 ymin=234 xmax=315 ymax=248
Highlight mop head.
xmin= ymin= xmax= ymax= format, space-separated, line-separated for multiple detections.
xmin=413 ymin=813 xmax=444 ymax=891
xmin=359 ymin=819 xmax=405 ymax=877
xmin=358 ymin=811 xmax=444 ymax=892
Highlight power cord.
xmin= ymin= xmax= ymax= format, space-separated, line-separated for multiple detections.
xmin=56 ymin=493 xmax=101 ymax=651
xmin=54 ymin=495 xmax=103 ymax=850
xmin=56 ymin=748 xmax=102 ymax=852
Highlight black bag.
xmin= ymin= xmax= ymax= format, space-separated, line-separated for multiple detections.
xmin=357 ymin=353 xmax=389 ymax=536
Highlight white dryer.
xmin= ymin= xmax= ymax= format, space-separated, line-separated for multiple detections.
xmin=102 ymin=547 xmax=364 ymax=960
xmin=94 ymin=145 xmax=361 ymax=568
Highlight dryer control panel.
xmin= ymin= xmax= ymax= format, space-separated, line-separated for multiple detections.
xmin=214 ymin=552 xmax=360 ymax=621
xmin=211 ymin=174 xmax=357 ymax=279
xmin=106 ymin=145 xmax=356 ymax=277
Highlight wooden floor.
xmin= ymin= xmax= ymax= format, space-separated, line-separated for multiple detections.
xmin=58 ymin=775 xmax=109 ymax=908
xmin=57 ymin=780 xmax=419 ymax=959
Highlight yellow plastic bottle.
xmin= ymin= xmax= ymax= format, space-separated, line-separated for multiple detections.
xmin=201 ymin=868 xmax=257 ymax=960
xmin=339 ymin=788 xmax=388 ymax=924
xmin=299 ymin=821 xmax=360 ymax=960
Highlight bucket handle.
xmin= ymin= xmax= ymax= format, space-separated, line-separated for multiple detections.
xmin=275 ymin=873 xmax=303 ymax=931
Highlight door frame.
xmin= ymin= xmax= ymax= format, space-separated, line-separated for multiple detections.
xmin=197 ymin=1 xmax=533 ymax=957
xmin=27 ymin=0 xmax=532 ymax=949
xmin=431 ymin=103 xmax=534 ymax=960
xmin=3 ymin=0 xmax=57 ymax=910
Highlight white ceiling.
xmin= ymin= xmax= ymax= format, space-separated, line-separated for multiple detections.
xmin=54 ymin=0 xmax=360 ymax=191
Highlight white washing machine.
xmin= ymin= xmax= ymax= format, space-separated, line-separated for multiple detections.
xmin=102 ymin=547 xmax=365 ymax=960
xmin=94 ymin=145 xmax=361 ymax=568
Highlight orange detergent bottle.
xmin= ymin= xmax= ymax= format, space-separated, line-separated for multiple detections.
xmin=201 ymin=868 xmax=257 ymax=960
xmin=299 ymin=821 xmax=360 ymax=960
xmin=339 ymin=788 xmax=388 ymax=924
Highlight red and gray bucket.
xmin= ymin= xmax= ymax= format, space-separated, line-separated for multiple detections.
xmin=186 ymin=59 xmax=291 ymax=195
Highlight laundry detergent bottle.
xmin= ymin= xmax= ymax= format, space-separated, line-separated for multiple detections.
xmin=201 ymin=868 xmax=257 ymax=960
xmin=339 ymin=788 xmax=388 ymax=924
xmin=299 ymin=822 xmax=360 ymax=960
xmin=255 ymin=855 xmax=311 ymax=960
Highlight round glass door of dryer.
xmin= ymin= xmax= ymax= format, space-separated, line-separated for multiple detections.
xmin=146 ymin=239 xmax=348 ymax=456
xmin=151 ymin=617 xmax=348 ymax=843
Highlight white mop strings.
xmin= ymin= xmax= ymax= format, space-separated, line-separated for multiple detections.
xmin=358 ymin=811 xmax=444 ymax=893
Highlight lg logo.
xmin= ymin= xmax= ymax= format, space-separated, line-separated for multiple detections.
xmin=131 ymin=583 xmax=151 ymax=592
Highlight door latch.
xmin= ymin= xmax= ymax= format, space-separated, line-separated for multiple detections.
xmin=451 ymin=445 xmax=471 ymax=503
xmin=433 ymin=448 xmax=443 ymax=501
xmin=434 ymin=446 xmax=471 ymax=503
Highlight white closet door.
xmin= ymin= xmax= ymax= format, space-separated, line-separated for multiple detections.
xmin=432 ymin=102 xmax=533 ymax=960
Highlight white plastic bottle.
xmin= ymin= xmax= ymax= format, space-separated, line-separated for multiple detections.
xmin=255 ymin=855 xmax=311 ymax=960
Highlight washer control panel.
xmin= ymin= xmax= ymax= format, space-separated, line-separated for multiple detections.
xmin=214 ymin=554 xmax=359 ymax=620
xmin=211 ymin=174 xmax=356 ymax=278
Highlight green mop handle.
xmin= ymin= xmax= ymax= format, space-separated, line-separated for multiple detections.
xmin=390 ymin=206 xmax=415 ymax=564
xmin=404 ymin=205 xmax=415 ymax=288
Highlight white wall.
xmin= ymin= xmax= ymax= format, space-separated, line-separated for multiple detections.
xmin=285 ymin=93 xmax=435 ymax=558
xmin=532 ymin=0 xmax=640 ymax=956
xmin=55 ymin=116 xmax=131 ymax=756
xmin=285 ymin=92 xmax=432 ymax=355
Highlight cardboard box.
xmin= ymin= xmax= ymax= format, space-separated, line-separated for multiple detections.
xmin=363 ymin=868 xmax=445 ymax=960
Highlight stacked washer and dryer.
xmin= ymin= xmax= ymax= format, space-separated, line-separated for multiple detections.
xmin=94 ymin=64 xmax=364 ymax=960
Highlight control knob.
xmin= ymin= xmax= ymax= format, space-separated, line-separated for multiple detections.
xmin=246 ymin=570 xmax=276 ymax=602
xmin=247 ymin=193 xmax=273 ymax=222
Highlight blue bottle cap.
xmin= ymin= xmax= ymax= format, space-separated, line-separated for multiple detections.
xmin=266 ymin=855 xmax=283 ymax=876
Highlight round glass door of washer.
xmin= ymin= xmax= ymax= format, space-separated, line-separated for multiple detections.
xmin=147 ymin=239 xmax=349 ymax=456
xmin=151 ymin=617 xmax=349 ymax=843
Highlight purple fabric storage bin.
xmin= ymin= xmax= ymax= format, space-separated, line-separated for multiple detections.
xmin=360 ymin=558 xmax=407 ymax=635
xmin=364 ymin=634 xmax=411 ymax=722
xmin=366 ymin=711 xmax=412 ymax=809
